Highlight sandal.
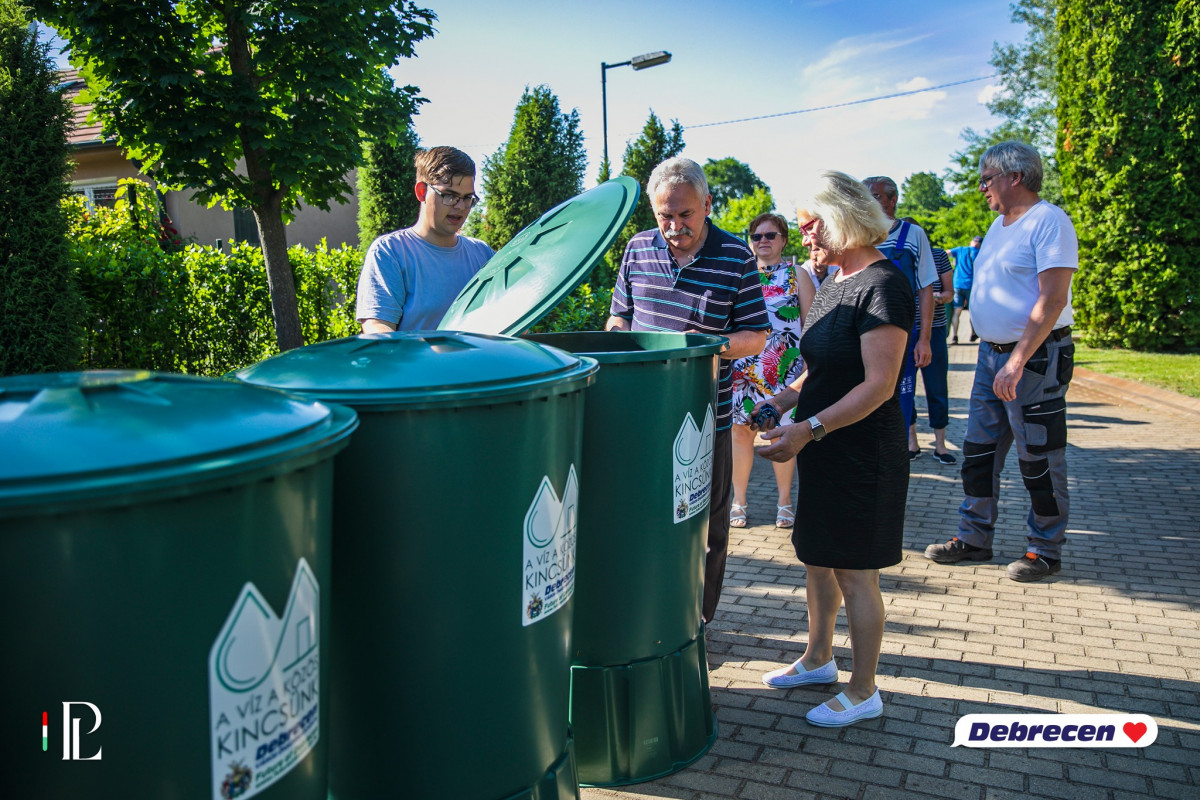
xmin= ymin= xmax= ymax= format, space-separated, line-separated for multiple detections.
xmin=776 ymin=504 xmax=795 ymax=529
xmin=730 ymin=503 xmax=748 ymax=528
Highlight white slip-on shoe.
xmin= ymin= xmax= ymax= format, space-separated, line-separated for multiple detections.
xmin=761 ymin=658 xmax=838 ymax=688
xmin=805 ymin=689 xmax=883 ymax=727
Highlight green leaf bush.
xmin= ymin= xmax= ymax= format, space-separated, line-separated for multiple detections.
xmin=66 ymin=181 xmax=365 ymax=376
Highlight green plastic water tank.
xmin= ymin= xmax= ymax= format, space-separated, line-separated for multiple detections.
xmin=0 ymin=371 xmax=357 ymax=799
xmin=233 ymin=332 xmax=597 ymax=800
xmin=524 ymin=332 xmax=725 ymax=787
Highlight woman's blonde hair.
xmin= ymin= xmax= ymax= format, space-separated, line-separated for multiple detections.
xmin=802 ymin=170 xmax=891 ymax=251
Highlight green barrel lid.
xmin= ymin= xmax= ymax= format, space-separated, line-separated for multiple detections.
xmin=0 ymin=371 xmax=358 ymax=514
xmin=438 ymin=176 xmax=640 ymax=335
xmin=232 ymin=331 xmax=598 ymax=409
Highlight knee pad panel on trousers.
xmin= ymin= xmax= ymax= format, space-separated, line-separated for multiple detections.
xmin=961 ymin=440 xmax=996 ymax=497
xmin=1022 ymin=396 xmax=1067 ymax=455
xmin=1019 ymin=457 xmax=1060 ymax=517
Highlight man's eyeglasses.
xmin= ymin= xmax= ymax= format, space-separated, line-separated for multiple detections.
xmin=749 ymin=232 xmax=779 ymax=242
xmin=427 ymin=184 xmax=480 ymax=208
xmin=978 ymin=171 xmax=1007 ymax=190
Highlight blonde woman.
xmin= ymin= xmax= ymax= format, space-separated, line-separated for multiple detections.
xmin=753 ymin=171 xmax=914 ymax=727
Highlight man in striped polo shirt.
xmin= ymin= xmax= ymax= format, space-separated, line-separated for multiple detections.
xmin=606 ymin=157 xmax=769 ymax=623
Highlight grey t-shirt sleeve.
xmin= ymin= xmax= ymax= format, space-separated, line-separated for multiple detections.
xmin=355 ymin=238 xmax=406 ymax=325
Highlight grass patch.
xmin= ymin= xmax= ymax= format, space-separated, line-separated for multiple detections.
xmin=1075 ymin=344 xmax=1200 ymax=399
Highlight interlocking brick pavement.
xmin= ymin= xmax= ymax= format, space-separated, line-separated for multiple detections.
xmin=583 ymin=341 xmax=1200 ymax=800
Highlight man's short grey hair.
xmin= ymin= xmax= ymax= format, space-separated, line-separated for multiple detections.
xmin=647 ymin=157 xmax=709 ymax=200
xmin=861 ymin=176 xmax=898 ymax=199
xmin=804 ymin=171 xmax=891 ymax=251
xmin=980 ymin=141 xmax=1043 ymax=193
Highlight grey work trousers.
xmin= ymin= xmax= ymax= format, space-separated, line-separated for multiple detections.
xmin=956 ymin=333 xmax=1074 ymax=559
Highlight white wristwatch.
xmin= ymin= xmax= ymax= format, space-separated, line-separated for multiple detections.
xmin=807 ymin=416 xmax=826 ymax=441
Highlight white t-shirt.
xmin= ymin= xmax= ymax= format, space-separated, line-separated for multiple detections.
xmin=970 ymin=200 xmax=1077 ymax=344
xmin=355 ymin=228 xmax=493 ymax=330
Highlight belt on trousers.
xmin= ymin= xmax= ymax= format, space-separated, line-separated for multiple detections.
xmin=987 ymin=326 xmax=1071 ymax=354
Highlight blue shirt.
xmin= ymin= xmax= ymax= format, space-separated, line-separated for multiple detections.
xmin=610 ymin=219 xmax=770 ymax=430
xmin=949 ymin=245 xmax=979 ymax=290
xmin=355 ymin=228 xmax=494 ymax=330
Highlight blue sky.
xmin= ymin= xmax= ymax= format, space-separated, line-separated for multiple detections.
xmin=391 ymin=0 xmax=1026 ymax=216
xmin=49 ymin=0 xmax=1027 ymax=217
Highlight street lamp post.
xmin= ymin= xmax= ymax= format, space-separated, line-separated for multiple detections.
xmin=601 ymin=50 xmax=672 ymax=174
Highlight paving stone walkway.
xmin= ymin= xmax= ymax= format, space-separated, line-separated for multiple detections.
xmin=583 ymin=341 xmax=1200 ymax=800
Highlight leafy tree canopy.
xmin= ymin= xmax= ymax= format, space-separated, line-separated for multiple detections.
xmin=989 ymin=0 xmax=1059 ymax=156
xmin=37 ymin=0 xmax=436 ymax=350
xmin=897 ymin=171 xmax=951 ymax=218
xmin=703 ymin=157 xmax=767 ymax=216
xmin=712 ymin=185 xmax=773 ymax=239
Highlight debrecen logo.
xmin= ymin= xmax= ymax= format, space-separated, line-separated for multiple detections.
xmin=953 ymin=714 xmax=1157 ymax=748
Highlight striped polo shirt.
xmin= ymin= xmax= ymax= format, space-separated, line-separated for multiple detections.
xmin=610 ymin=219 xmax=770 ymax=430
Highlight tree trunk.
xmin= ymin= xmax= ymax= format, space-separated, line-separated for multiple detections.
xmin=254 ymin=203 xmax=304 ymax=352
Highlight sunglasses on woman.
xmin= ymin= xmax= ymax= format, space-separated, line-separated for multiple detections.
xmin=749 ymin=232 xmax=779 ymax=242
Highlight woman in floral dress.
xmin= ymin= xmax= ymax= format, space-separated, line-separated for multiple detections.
xmin=730 ymin=213 xmax=805 ymax=528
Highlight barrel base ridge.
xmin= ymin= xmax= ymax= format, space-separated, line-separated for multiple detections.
xmin=570 ymin=630 xmax=718 ymax=787
xmin=498 ymin=735 xmax=580 ymax=800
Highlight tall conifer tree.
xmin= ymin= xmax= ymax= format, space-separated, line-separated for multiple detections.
xmin=1 ymin=2 xmax=82 ymax=374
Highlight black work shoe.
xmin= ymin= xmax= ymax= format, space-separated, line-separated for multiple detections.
xmin=932 ymin=450 xmax=957 ymax=465
xmin=1007 ymin=552 xmax=1061 ymax=582
xmin=924 ymin=537 xmax=992 ymax=563
xmin=909 ymin=448 xmax=922 ymax=461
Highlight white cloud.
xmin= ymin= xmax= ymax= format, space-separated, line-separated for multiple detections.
xmin=800 ymin=32 xmax=934 ymax=81
xmin=977 ymin=83 xmax=1002 ymax=105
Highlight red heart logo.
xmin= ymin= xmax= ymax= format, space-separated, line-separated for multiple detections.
xmin=1123 ymin=722 xmax=1147 ymax=743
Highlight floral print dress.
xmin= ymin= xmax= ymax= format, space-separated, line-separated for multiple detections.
xmin=731 ymin=261 xmax=804 ymax=426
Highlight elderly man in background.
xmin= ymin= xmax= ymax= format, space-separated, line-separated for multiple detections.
xmin=863 ymin=176 xmax=938 ymax=459
xmin=607 ymin=157 xmax=769 ymax=622
xmin=925 ymin=141 xmax=1078 ymax=582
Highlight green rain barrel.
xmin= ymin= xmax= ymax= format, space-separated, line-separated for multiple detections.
xmin=0 ymin=370 xmax=357 ymax=800
xmin=232 ymin=331 xmax=598 ymax=800
xmin=524 ymin=331 xmax=726 ymax=787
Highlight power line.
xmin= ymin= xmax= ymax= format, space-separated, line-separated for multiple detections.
xmin=684 ymin=74 xmax=997 ymax=130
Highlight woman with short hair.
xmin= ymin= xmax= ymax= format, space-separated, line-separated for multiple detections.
xmin=753 ymin=170 xmax=914 ymax=727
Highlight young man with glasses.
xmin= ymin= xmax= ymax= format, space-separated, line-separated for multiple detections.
xmin=924 ymin=141 xmax=1078 ymax=582
xmin=356 ymin=146 xmax=493 ymax=332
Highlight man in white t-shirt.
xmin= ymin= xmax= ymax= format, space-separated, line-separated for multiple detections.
xmin=924 ymin=142 xmax=1078 ymax=582
xmin=356 ymin=146 xmax=494 ymax=332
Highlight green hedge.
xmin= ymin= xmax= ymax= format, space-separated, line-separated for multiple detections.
xmin=67 ymin=185 xmax=364 ymax=376
xmin=1057 ymin=0 xmax=1200 ymax=350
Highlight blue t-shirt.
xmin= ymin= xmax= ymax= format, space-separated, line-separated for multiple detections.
xmin=355 ymin=228 xmax=493 ymax=330
xmin=610 ymin=219 xmax=770 ymax=430
xmin=949 ymin=245 xmax=979 ymax=290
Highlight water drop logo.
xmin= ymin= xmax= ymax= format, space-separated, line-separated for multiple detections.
xmin=209 ymin=559 xmax=321 ymax=800
xmin=673 ymin=405 xmax=714 ymax=523
xmin=522 ymin=466 xmax=578 ymax=626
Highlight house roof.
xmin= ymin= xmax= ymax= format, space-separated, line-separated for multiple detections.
xmin=58 ymin=68 xmax=109 ymax=149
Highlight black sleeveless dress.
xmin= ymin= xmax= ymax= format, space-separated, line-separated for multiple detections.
xmin=792 ymin=259 xmax=915 ymax=569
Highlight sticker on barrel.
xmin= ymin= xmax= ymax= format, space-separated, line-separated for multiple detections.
xmin=673 ymin=405 xmax=715 ymax=523
xmin=209 ymin=559 xmax=320 ymax=800
xmin=522 ymin=465 xmax=579 ymax=626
